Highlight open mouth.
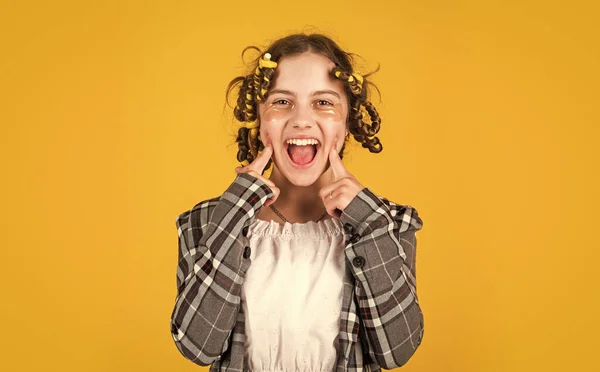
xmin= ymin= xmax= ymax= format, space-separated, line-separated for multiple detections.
xmin=284 ymin=138 xmax=321 ymax=169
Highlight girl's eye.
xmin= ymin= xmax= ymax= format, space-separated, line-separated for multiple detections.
xmin=273 ymin=99 xmax=290 ymax=105
xmin=316 ymin=100 xmax=333 ymax=106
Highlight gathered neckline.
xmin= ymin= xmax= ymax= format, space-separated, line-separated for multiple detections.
xmin=249 ymin=217 xmax=344 ymax=240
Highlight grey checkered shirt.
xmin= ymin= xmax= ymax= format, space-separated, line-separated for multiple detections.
xmin=170 ymin=173 xmax=424 ymax=371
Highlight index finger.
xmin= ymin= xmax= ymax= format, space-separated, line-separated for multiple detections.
xmin=248 ymin=144 xmax=273 ymax=174
xmin=329 ymin=139 xmax=347 ymax=180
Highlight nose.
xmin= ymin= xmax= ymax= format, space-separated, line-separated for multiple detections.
xmin=291 ymin=105 xmax=314 ymax=129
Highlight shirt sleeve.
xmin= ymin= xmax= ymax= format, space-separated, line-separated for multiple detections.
xmin=339 ymin=187 xmax=424 ymax=369
xmin=170 ymin=173 xmax=273 ymax=366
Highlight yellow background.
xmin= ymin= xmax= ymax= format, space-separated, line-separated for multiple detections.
xmin=1 ymin=0 xmax=598 ymax=371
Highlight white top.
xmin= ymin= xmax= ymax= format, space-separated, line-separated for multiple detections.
xmin=241 ymin=217 xmax=346 ymax=372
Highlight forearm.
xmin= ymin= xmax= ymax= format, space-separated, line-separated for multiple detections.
xmin=170 ymin=173 xmax=273 ymax=365
xmin=352 ymin=229 xmax=424 ymax=368
xmin=340 ymin=188 xmax=424 ymax=368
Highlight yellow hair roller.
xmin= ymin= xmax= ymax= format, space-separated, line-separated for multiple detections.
xmin=258 ymin=53 xmax=277 ymax=69
xmin=352 ymin=72 xmax=364 ymax=85
xmin=241 ymin=53 xmax=277 ymax=160
xmin=349 ymin=72 xmax=364 ymax=95
xmin=334 ymin=69 xmax=364 ymax=95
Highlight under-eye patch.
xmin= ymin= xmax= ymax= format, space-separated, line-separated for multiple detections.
xmin=261 ymin=99 xmax=345 ymax=122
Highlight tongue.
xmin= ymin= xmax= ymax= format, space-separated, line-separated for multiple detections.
xmin=288 ymin=144 xmax=316 ymax=165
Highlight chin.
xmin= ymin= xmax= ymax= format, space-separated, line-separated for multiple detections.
xmin=285 ymin=171 xmax=323 ymax=187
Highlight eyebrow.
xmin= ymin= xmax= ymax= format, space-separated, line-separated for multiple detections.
xmin=268 ymin=89 xmax=341 ymax=98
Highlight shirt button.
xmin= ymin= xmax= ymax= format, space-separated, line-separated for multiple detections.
xmin=350 ymin=233 xmax=361 ymax=243
xmin=352 ymin=256 xmax=365 ymax=268
xmin=242 ymin=226 xmax=249 ymax=237
xmin=243 ymin=246 xmax=251 ymax=259
xmin=343 ymin=223 xmax=355 ymax=235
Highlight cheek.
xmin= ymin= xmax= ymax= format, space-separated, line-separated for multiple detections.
xmin=262 ymin=105 xmax=293 ymax=122
xmin=259 ymin=127 xmax=271 ymax=145
xmin=259 ymin=123 xmax=282 ymax=146
xmin=321 ymin=124 xmax=344 ymax=140
xmin=314 ymin=103 xmax=345 ymax=122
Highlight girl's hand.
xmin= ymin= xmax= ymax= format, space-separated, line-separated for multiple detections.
xmin=235 ymin=144 xmax=280 ymax=207
xmin=319 ymin=139 xmax=366 ymax=217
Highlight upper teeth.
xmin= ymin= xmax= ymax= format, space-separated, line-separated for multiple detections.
xmin=286 ymin=138 xmax=319 ymax=146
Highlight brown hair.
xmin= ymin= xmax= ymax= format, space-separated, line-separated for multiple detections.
xmin=225 ymin=33 xmax=382 ymax=169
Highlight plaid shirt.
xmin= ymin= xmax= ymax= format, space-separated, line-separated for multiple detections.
xmin=170 ymin=173 xmax=424 ymax=371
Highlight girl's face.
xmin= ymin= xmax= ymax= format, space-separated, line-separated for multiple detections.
xmin=258 ymin=52 xmax=348 ymax=187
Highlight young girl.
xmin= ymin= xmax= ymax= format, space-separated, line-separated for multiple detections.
xmin=170 ymin=33 xmax=424 ymax=371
